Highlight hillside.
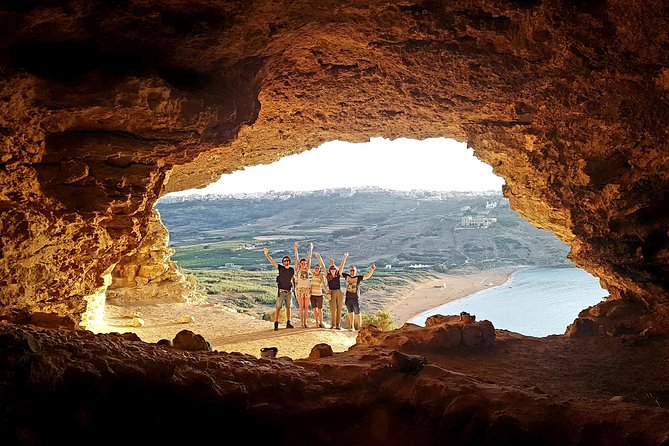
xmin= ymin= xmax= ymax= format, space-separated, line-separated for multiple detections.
xmin=156 ymin=188 xmax=571 ymax=271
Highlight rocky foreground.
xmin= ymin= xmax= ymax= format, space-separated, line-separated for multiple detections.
xmin=2 ymin=313 xmax=669 ymax=445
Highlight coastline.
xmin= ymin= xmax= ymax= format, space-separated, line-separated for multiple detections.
xmin=388 ymin=266 xmax=524 ymax=325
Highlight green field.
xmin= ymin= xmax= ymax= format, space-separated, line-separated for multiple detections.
xmin=172 ymin=244 xmax=264 ymax=269
xmin=186 ymin=267 xmax=437 ymax=325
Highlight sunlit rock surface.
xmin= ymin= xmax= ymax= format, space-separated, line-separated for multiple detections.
xmin=2 ymin=1 xmax=668 ymax=328
xmin=106 ymin=209 xmax=205 ymax=306
xmin=2 ymin=1 xmax=669 ymax=443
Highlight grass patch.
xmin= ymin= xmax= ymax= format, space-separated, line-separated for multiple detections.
xmin=185 ymin=268 xmax=436 ymax=321
xmin=188 ymin=269 xmax=276 ymax=305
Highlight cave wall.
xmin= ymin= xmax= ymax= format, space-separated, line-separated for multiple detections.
xmin=106 ymin=208 xmax=205 ymax=306
xmin=1 ymin=0 xmax=669 ymax=328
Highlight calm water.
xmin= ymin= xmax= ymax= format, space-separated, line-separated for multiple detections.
xmin=408 ymin=267 xmax=609 ymax=337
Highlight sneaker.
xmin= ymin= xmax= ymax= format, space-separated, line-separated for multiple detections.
xmin=330 ymin=326 xmax=335 ymax=329
xmin=274 ymin=321 xmax=279 ymax=331
xmin=318 ymin=323 xmax=325 ymax=328
xmin=303 ymin=322 xmax=309 ymax=328
xmin=286 ymin=322 xmax=294 ymax=329
xmin=336 ymin=326 xmax=342 ymax=330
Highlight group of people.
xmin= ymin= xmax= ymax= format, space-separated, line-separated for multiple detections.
xmin=263 ymin=242 xmax=376 ymax=331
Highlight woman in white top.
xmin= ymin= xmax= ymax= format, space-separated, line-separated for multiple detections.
xmin=294 ymin=242 xmax=313 ymax=328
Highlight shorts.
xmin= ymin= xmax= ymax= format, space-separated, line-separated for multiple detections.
xmin=276 ymin=289 xmax=292 ymax=310
xmin=345 ymin=297 xmax=360 ymax=314
xmin=310 ymin=295 xmax=324 ymax=309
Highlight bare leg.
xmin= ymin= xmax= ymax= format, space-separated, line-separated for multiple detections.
xmin=299 ymin=292 xmax=309 ymax=327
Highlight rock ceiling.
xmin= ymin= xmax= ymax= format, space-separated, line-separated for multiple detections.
xmin=2 ymin=1 xmax=669 ymax=443
xmin=1 ymin=1 xmax=669 ymax=331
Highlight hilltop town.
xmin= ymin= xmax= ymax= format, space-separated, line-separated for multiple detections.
xmin=157 ymin=188 xmax=571 ymax=272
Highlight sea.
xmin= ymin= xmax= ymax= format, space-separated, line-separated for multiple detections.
xmin=407 ymin=267 xmax=609 ymax=337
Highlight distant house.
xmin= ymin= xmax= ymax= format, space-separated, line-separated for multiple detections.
xmin=460 ymin=205 xmax=471 ymax=211
xmin=461 ymin=215 xmax=498 ymax=228
xmin=486 ymin=201 xmax=498 ymax=209
xmin=384 ymin=264 xmax=392 ymax=269
xmin=408 ymin=264 xmax=431 ymax=269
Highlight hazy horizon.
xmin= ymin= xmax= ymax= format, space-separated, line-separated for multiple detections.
xmin=166 ymin=137 xmax=506 ymax=197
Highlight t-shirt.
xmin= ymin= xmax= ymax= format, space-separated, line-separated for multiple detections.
xmin=342 ymin=273 xmax=364 ymax=299
xmin=277 ymin=266 xmax=295 ymax=291
xmin=310 ymin=273 xmax=325 ymax=296
xmin=296 ymin=267 xmax=311 ymax=288
xmin=326 ymin=271 xmax=341 ymax=290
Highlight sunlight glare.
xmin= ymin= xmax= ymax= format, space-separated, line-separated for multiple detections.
xmin=169 ymin=137 xmax=505 ymax=196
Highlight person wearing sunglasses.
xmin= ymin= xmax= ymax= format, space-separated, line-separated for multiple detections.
xmin=316 ymin=251 xmax=348 ymax=329
xmin=263 ymin=247 xmax=296 ymax=330
xmin=342 ymin=262 xmax=376 ymax=331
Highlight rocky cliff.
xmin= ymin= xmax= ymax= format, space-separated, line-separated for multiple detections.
xmin=2 ymin=0 xmax=668 ymax=328
xmin=1 ymin=1 xmax=669 ymax=443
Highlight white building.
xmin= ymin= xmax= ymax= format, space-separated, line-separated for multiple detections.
xmin=461 ymin=215 xmax=498 ymax=228
xmin=486 ymin=201 xmax=498 ymax=209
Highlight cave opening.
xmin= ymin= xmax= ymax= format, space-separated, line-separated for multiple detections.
xmin=92 ymin=137 xmax=608 ymax=350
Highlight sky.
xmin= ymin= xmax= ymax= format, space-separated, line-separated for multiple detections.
xmin=167 ymin=137 xmax=505 ymax=196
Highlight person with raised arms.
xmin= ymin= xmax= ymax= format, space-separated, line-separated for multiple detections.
xmin=342 ymin=262 xmax=376 ymax=331
xmin=263 ymin=247 xmax=296 ymax=330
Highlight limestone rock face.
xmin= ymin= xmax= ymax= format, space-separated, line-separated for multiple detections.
xmin=106 ymin=209 xmax=205 ymax=305
xmin=1 ymin=1 xmax=669 ymax=332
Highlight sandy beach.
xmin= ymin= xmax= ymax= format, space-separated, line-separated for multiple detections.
xmin=388 ymin=266 xmax=521 ymax=325
xmin=100 ymin=266 xmax=521 ymax=359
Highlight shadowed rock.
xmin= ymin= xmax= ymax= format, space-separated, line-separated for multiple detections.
xmin=309 ymin=343 xmax=334 ymax=359
xmin=172 ymin=329 xmax=212 ymax=352
xmin=389 ymin=350 xmax=427 ymax=375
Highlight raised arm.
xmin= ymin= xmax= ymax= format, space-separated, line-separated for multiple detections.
xmin=294 ymin=242 xmax=299 ymax=269
xmin=338 ymin=251 xmax=349 ymax=274
xmin=321 ymin=273 xmax=329 ymax=293
xmin=263 ymin=247 xmax=279 ymax=268
xmin=315 ymin=252 xmax=327 ymax=272
xmin=363 ymin=263 xmax=376 ymax=280
xmin=306 ymin=243 xmax=314 ymax=270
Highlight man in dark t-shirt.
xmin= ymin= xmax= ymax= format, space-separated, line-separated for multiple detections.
xmin=263 ymin=247 xmax=296 ymax=330
xmin=342 ymin=263 xmax=376 ymax=331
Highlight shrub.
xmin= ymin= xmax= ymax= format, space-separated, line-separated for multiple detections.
xmin=362 ymin=310 xmax=395 ymax=331
xmin=263 ymin=309 xmax=292 ymax=323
